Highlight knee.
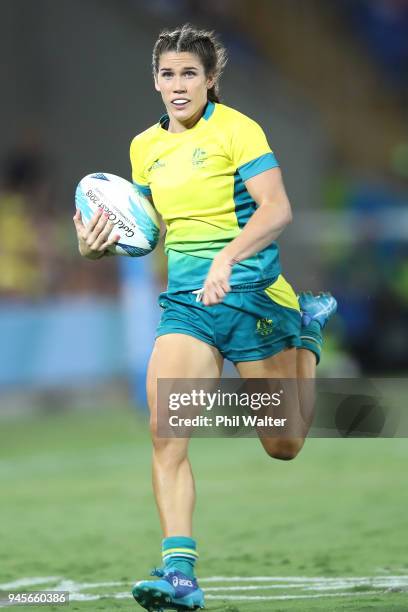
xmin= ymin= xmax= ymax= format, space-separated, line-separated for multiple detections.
xmin=264 ymin=438 xmax=303 ymax=461
xmin=150 ymin=419 xmax=188 ymax=465
xmin=150 ymin=418 xmax=170 ymax=452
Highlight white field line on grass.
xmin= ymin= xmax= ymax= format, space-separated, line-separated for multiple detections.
xmin=205 ymin=591 xmax=383 ymax=601
xmin=52 ymin=580 xmax=125 ymax=590
xmin=75 ymin=590 xmax=383 ymax=602
xmin=0 ymin=575 xmax=407 ymax=606
xmin=200 ymin=575 xmax=408 ymax=583
xmin=203 ymin=579 xmax=408 ymax=591
xmin=0 ymin=577 xmax=61 ymax=590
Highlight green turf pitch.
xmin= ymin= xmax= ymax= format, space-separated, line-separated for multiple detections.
xmin=0 ymin=406 xmax=407 ymax=611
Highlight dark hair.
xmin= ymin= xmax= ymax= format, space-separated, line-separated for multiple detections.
xmin=152 ymin=24 xmax=227 ymax=103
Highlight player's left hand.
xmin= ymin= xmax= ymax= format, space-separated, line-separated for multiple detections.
xmin=201 ymin=252 xmax=233 ymax=306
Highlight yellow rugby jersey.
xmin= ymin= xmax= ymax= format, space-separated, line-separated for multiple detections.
xmin=130 ymin=101 xmax=281 ymax=291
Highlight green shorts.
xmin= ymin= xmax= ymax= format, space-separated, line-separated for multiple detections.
xmin=156 ymin=275 xmax=301 ymax=363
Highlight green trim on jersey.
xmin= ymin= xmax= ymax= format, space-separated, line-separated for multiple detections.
xmin=130 ymin=102 xmax=280 ymax=291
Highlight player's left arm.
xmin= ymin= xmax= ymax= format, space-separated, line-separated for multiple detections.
xmin=202 ymin=167 xmax=292 ymax=306
xmin=227 ymin=166 xmax=293 ymax=259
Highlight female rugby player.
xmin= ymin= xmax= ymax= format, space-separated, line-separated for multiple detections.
xmin=73 ymin=24 xmax=337 ymax=612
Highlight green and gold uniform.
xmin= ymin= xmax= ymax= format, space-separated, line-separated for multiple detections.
xmin=130 ymin=101 xmax=300 ymax=361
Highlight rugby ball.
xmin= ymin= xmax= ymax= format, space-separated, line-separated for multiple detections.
xmin=75 ymin=172 xmax=160 ymax=257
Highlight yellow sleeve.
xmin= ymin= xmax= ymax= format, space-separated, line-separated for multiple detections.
xmin=230 ymin=115 xmax=279 ymax=182
xmin=129 ymin=136 xmax=152 ymax=196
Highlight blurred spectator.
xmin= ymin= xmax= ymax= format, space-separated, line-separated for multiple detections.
xmin=345 ymin=0 xmax=408 ymax=90
xmin=322 ymin=164 xmax=408 ymax=374
xmin=0 ymin=133 xmax=55 ymax=298
xmin=0 ymin=131 xmax=122 ymax=299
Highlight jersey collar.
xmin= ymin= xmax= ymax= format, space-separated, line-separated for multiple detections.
xmin=159 ymin=101 xmax=215 ymax=131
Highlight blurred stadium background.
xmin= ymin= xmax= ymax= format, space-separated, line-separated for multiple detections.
xmin=1 ymin=1 xmax=408 ymax=609
xmin=2 ymin=0 xmax=408 ymax=408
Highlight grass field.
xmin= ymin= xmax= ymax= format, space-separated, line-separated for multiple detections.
xmin=1 ymin=405 xmax=408 ymax=611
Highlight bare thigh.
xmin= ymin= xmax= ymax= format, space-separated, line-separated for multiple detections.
xmin=235 ymin=348 xmax=304 ymax=460
xmin=147 ymin=333 xmax=224 ymax=444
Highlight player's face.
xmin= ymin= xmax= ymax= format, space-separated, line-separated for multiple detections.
xmin=155 ymin=52 xmax=214 ymax=130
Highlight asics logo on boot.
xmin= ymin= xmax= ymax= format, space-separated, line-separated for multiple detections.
xmin=172 ymin=576 xmax=193 ymax=587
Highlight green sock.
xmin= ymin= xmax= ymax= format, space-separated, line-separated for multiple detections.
xmin=300 ymin=320 xmax=323 ymax=365
xmin=162 ymin=536 xmax=198 ymax=579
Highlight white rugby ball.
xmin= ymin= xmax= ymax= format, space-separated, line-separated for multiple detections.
xmin=75 ymin=172 xmax=160 ymax=257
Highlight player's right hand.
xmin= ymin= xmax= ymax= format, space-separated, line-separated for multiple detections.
xmin=73 ymin=208 xmax=120 ymax=259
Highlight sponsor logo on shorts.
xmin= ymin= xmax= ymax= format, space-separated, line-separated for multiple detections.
xmin=256 ymin=318 xmax=273 ymax=336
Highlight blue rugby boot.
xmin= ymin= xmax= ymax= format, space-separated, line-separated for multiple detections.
xmin=298 ymin=291 xmax=337 ymax=328
xmin=297 ymin=292 xmax=337 ymax=364
xmin=132 ymin=568 xmax=205 ymax=611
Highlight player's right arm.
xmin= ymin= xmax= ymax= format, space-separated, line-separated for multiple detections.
xmin=73 ymin=208 xmax=120 ymax=259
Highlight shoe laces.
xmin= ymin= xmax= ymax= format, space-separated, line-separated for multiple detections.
xmin=150 ymin=567 xmax=165 ymax=577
